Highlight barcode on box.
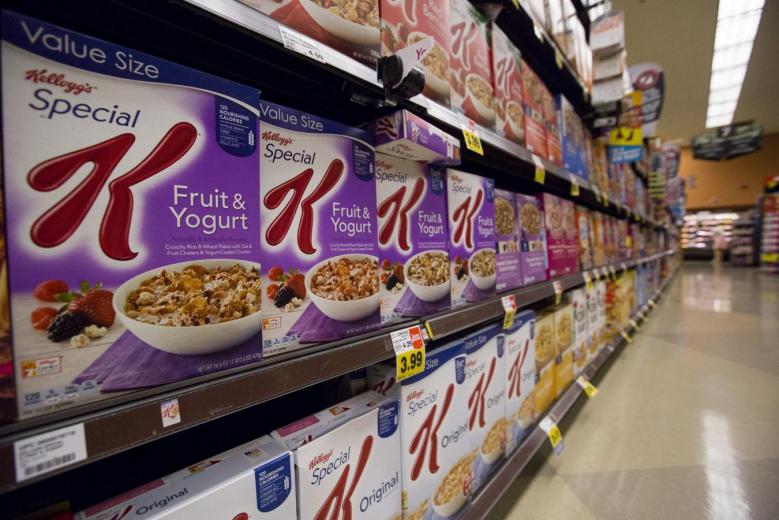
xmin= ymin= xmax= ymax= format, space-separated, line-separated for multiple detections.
xmin=14 ymin=423 xmax=87 ymax=482
xmin=24 ymin=452 xmax=76 ymax=477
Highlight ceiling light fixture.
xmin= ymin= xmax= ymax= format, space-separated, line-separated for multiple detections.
xmin=704 ymin=0 xmax=765 ymax=128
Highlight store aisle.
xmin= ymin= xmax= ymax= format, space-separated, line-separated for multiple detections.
xmin=488 ymin=264 xmax=779 ymax=520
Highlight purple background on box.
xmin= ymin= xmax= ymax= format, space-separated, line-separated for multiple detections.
xmin=541 ymin=193 xmax=568 ymax=278
xmin=516 ymin=194 xmax=547 ymax=285
xmin=562 ymin=199 xmax=579 ymax=273
xmin=494 ymin=189 xmax=522 ymax=292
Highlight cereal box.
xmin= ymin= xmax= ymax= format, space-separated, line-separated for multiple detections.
xmin=543 ymin=88 xmax=563 ymax=167
xmin=449 ymin=0 xmax=495 ymax=129
xmin=585 ymin=281 xmax=600 ymax=362
xmin=239 ymin=0 xmax=380 ymax=67
xmin=571 ymin=288 xmax=589 ymax=377
xmin=490 ymin=25 xmax=525 ymax=145
xmin=380 ymin=0 xmax=451 ymax=106
xmin=76 ymin=436 xmax=295 ymax=520
xmin=575 ymin=206 xmax=593 ymax=271
xmin=259 ymin=101 xmax=380 ymax=356
xmin=540 ymin=193 xmax=566 ymax=278
xmin=520 ymin=60 xmax=548 ymax=157
xmin=1 ymin=11 xmax=262 ymax=422
xmin=558 ymin=95 xmax=587 ymax=178
xmin=534 ymin=310 xmax=557 ymax=416
xmin=525 ymin=0 xmax=547 ymax=27
xmin=446 ymin=170 xmax=496 ymax=307
xmin=504 ymin=309 xmax=535 ymax=455
xmin=515 ymin=194 xmax=547 ymax=285
xmin=375 ymin=154 xmax=450 ymax=325
xmin=552 ymin=303 xmax=574 ymax=398
xmin=464 ymin=324 xmax=506 ymax=490
xmin=494 ymin=189 xmax=522 ymax=292
xmin=272 ymin=391 xmax=402 ymax=520
xmin=591 ymin=211 xmax=606 ymax=267
xmin=561 ymin=199 xmax=578 ymax=274
xmin=367 ymin=109 xmax=460 ymax=165
xmin=595 ymin=279 xmax=607 ymax=347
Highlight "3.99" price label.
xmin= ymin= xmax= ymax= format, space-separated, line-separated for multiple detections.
xmin=391 ymin=326 xmax=426 ymax=381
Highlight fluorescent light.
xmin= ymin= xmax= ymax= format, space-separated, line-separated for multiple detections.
xmin=704 ymin=0 xmax=765 ymax=128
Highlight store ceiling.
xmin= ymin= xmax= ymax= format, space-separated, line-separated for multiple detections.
xmin=612 ymin=0 xmax=779 ymax=143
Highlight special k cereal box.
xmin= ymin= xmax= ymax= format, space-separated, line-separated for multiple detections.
xmin=575 ymin=205 xmax=593 ymax=271
xmin=449 ymin=0 xmax=495 ymax=129
xmin=540 ymin=193 xmax=567 ymax=278
xmin=464 ymin=324 xmax=506 ymax=490
xmin=446 ymin=170 xmax=496 ymax=307
xmin=367 ymin=110 xmax=460 ymax=165
xmin=381 ymin=0 xmax=451 ymax=106
xmin=571 ymin=288 xmax=589 ymax=377
xmin=398 ymin=340 xmax=470 ymax=520
xmin=375 ymin=155 xmax=450 ymax=325
xmin=76 ymin=436 xmax=296 ymax=520
xmin=543 ymin=88 xmax=563 ymax=167
xmin=515 ymin=194 xmax=547 ymax=285
xmin=520 ymin=60 xmax=548 ymax=158
xmin=490 ymin=25 xmax=525 ymax=145
xmin=534 ymin=310 xmax=556 ymax=416
xmin=494 ymin=189 xmax=522 ymax=292
xmin=259 ymin=101 xmax=380 ymax=356
xmin=503 ymin=309 xmax=535 ymax=455
xmin=272 ymin=391 xmax=402 ymax=520
xmin=553 ymin=302 xmax=575 ymax=398
xmin=239 ymin=0 xmax=380 ymax=66
xmin=561 ymin=199 xmax=578 ymax=274
xmin=1 ymin=11 xmax=262 ymax=422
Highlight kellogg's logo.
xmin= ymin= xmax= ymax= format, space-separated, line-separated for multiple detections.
xmin=261 ymin=130 xmax=294 ymax=146
xmin=25 ymin=68 xmax=95 ymax=95
xmin=406 ymin=388 xmax=423 ymax=402
xmin=309 ymin=449 xmax=334 ymax=470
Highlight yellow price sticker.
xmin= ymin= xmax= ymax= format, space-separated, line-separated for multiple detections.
xmin=511 ymin=0 xmax=520 ymax=9
xmin=555 ymin=48 xmax=563 ymax=69
xmin=620 ymin=330 xmax=633 ymax=344
xmin=539 ymin=416 xmax=565 ymax=455
xmin=629 ymin=318 xmax=639 ymax=329
xmin=603 ymin=192 xmax=609 ymax=207
xmin=461 ymin=124 xmax=484 ymax=155
xmin=762 ymin=252 xmax=779 ymax=263
xmin=553 ymin=280 xmax=563 ymax=305
xmin=593 ymin=187 xmax=602 ymax=203
xmin=501 ymin=295 xmax=517 ymax=329
xmin=423 ymin=321 xmax=435 ymax=341
xmin=583 ymin=271 xmax=592 ymax=290
xmin=532 ymin=154 xmax=545 ymax=184
xmin=569 ymin=174 xmax=580 ymax=196
xmin=391 ymin=326 xmax=426 ymax=381
xmin=576 ymin=376 xmax=598 ymax=398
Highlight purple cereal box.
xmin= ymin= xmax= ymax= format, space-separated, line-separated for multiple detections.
xmin=375 ymin=154 xmax=450 ymax=324
xmin=446 ymin=169 xmax=496 ymax=306
xmin=516 ymin=194 xmax=547 ymax=285
xmin=561 ymin=198 xmax=579 ymax=273
xmin=541 ymin=193 xmax=568 ymax=278
xmin=259 ymin=101 xmax=379 ymax=356
xmin=1 ymin=11 xmax=262 ymax=422
xmin=494 ymin=189 xmax=522 ymax=292
xmin=367 ymin=110 xmax=461 ymax=165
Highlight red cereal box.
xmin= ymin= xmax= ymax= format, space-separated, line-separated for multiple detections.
xmin=449 ymin=0 xmax=495 ymax=129
xmin=490 ymin=24 xmax=525 ymax=145
xmin=543 ymin=87 xmax=563 ymax=166
xmin=520 ymin=60 xmax=548 ymax=157
xmin=380 ymin=0 xmax=451 ymax=107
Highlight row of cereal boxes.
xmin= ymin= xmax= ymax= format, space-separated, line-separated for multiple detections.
xmin=0 ymin=10 xmax=649 ymax=424
xmin=76 ymin=275 xmax=643 ymax=520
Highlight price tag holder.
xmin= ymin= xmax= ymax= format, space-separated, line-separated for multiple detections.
xmin=532 ymin=154 xmax=545 ymax=184
xmin=555 ymin=48 xmax=564 ymax=69
xmin=391 ymin=326 xmax=426 ymax=381
xmin=14 ymin=423 xmax=87 ymax=482
xmin=608 ymin=266 xmax=616 ymax=280
xmin=501 ymin=295 xmax=517 ymax=329
xmin=620 ymin=262 xmax=628 ymax=272
xmin=629 ymin=318 xmax=639 ymax=329
xmin=461 ymin=121 xmax=484 ymax=155
xmin=539 ymin=416 xmax=565 ymax=455
xmin=620 ymin=330 xmax=633 ymax=344
xmin=648 ymin=299 xmax=656 ymax=308
xmin=603 ymin=192 xmax=609 ymax=207
xmin=569 ymin=174 xmax=580 ymax=196
xmin=583 ymin=271 xmax=593 ymax=290
xmin=576 ymin=376 xmax=598 ymax=398
xmin=533 ymin=22 xmax=544 ymax=41
xmin=511 ymin=0 xmax=520 ymax=8
xmin=279 ymin=26 xmax=326 ymax=63
xmin=552 ymin=280 xmax=563 ymax=305
xmin=593 ymin=187 xmax=602 ymax=203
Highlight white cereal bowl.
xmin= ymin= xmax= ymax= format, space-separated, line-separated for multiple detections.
xmin=480 ymin=441 xmax=503 ymax=465
xmin=469 ymin=248 xmax=496 ymax=290
xmin=305 ymin=254 xmax=380 ymax=321
xmin=299 ymin=0 xmax=379 ymax=46
xmin=516 ymin=411 xmax=534 ymax=430
xmin=505 ymin=100 xmax=525 ymax=141
xmin=432 ymin=485 xmax=467 ymax=518
xmin=403 ymin=250 xmax=451 ymax=303
xmin=112 ymin=259 xmax=262 ymax=356
xmin=465 ymin=73 xmax=496 ymax=123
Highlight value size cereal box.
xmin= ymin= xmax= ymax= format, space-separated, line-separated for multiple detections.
xmin=75 ymin=436 xmax=295 ymax=520
xmin=595 ymin=279 xmax=607 ymax=347
xmin=375 ymin=155 xmax=450 ymax=325
xmin=553 ymin=302 xmax=574 ymax=398
xmin=541 ymin=193 xmax=567 ymax=278
xmin=561 ymin=198 xmax=578 ymax=274
xmin=272 ymin=391 xmax=402 ymax=520
xmin=520 ymin=60 xmax=548 ymax=158
xmin=449 ymin=0 xmax=495 ymax=129
xmin=503 ymin=310 xmax=535 ymax=455
xmin=534 ymin=310 xmax=557 ymax=416
xmin=239 ymin=0 xmax=380 ymax=66
xmin=571 ymin=288 xmax=589 ymax=377
xmin=558 ymin=94 xmax=586 ymax=178
xmin=367 ymin=109 xmax=460 ymax=165
xmin=464 ymin=324 xmax=506 ymax=490
xmin=259 ymin=101 xmax=380 ymax=356
xmin=543 ymin=88 xmax=562 ymax=167
xmin=516 ymin=194 xmax=547 ymax=285
xmin=446 ymin=170 xmax=496 ymax=307
xmin=490 ymin=24 xmax=525 ymax=145
xmin=494 ymin=189 xmax=522 ymax=292
xmin=585 ymin=281 xmax=600 ymax=360
xmin=575 ymin=205 xmax=593 ymax=271
xmin=1 ymin=11 xmax=262 ymax=422
xmin=380 ymin=0 xmax=451 ymax=106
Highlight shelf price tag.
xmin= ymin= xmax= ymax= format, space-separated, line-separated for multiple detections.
xmin=593 ymin=187 xmax=602 ymax=203
xmin=629 ymin=318 xmax=639 ymax=330
xmin=279 ymin=26 xmax=326 ymax=63
xmin=576 ymin=376 xmax=598 ymax=398
xmin=511 ymin=0 xmax=520 ymax=9
xmin=603 ymin=192 xmax=609 ymax=207
xmin=648 ymin=299 xmax=656 ymax=308
xmin=391 ymin=326 xmax=426 ymax=381
xmin=569 ymin=174 xmax=580 ymax=196
xmin=620 ymin=262 xmax=627 ymax=272
xmin=501 ymin=295 xmax=517 ymax=329
xmin=533 ymin=22 xmax=544 ymax=41
xmin=461 ymin=121 xmax=484 ymax=155
xmin=583 ymin=271 xmax=593 ymax=290
xmin=539 ymin=416 xmax=565 ymax=455
xmin=14 ymin=423 xmax=87 ymax=482
xmin=532 ymin=154 xmax=545 ymax=184
xmin=620 ymin=329 xmax=633 ymax=344
xmin=552 ymin=280 xmax=563 ymax=305
xmin=555 ymin=48 xmax=564 ymax=69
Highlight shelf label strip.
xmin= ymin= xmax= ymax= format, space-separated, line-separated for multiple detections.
xmin=501 ymin=295 xmax=517 ymax=329
xmin=14 ymin=423 xmax=87 ymax=482
xmin=278 ymin=26 xmax=326 ymax=63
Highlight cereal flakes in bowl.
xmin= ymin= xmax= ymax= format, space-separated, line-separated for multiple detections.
xmin=432 ymin=451 xmax=476 ymax=517
xmin=409 ymin=32 xmax=451 ymax=99
xmin=403 ymin=250 xmax=450 ymax=302
xmin=480 ymin=418 xmax=508 ymax=464
xmin=465 ymin=73 xmax=496 ymax=123
xmin=506 ymin=100 xmax=525 ymax=140
xmin=113 ymin=259 xmax=262 ymax=355
xmin=516 ymin=390 xmax=535 ymax=429
xmin=299 ymin=0 xmax=379 ymax=46
xmin=468 ymin=248 xmax=496 ymax=290
xmin=305 ymin=254 xmax=380 ymax=321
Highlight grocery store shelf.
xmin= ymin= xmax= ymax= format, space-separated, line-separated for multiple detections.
xmin=462 ymin=269 xmax=678 ymax=519
xmin=0 ymin=251 xmax=676 ymax=492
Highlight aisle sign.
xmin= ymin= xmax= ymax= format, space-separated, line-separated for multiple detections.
xmin=576 ymin=376 xmax=599 ymax=398
xmin=14 ymin=423 xmax=87 ymax=482
xmin=532 ymin=154 xmax=546 ymax=184
xmin=501 ymin=295 xmax=517 ymax=329
xmin=569 ymin=174 xmax=580 ymax=196
xmin=539 ymin=416 xmax=565 ymax=455
xmin=391 ymin=326 xmax=426 ymax=381
xmin=552 ymin=280 xmax=563 ymax=305
xmin=461 ymin=121 xmax=484 ymax=155
xmin=279 ymin=26 xmax=326 ymax=63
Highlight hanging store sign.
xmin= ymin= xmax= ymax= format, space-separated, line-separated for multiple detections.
xmin=608 ymin=92 xmax=643 ymax=164
xmin=662 ymin=143 xmax=680 ymax=178
xmin=692 ymin=121 xmax=763 ymax=161
xmin=629 ymin=63 xmax=664 ymax=136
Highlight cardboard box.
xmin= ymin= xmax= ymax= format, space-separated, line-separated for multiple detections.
xmin=375 ymin=155 xmax=451 ymax=325
xmin=76 ymin=436 xmax=295 ymax=520
xmin=558 ymin=95 xmax=587 ymax=179
xmin=1 ymin=11 xmax=262 ymax=423
xmin=259 ymin=101 xmax=380 ymax=356
xmin=552 ymin=303 xmax=574 ymax=398
xmin=367 ymin=110 xmax=460 ymax=165
xmin=504 ymin=310 xmax=536 ymax=454
xmin=490 ymin=25 xmax=525 ymax=146
xmin=541 ymin=193 xmax=567 ymax=278
xmin=575 ymin=206 xmax=593 ymax=271
xmin=446 ymin=170 xmax=496 ymax=307
xmin=585 ymin=281 xmax=600 ymax=361
xmin=561 ymin=199 xmax=579 ymax=274
xmin=543 ymin=88 xmax=563 ymax=167
xmin=516 ymin=194 xmax=547 ymax=285
xmin=520 ymin=60 xmax=548 ymax=158
xmin=534 ymin=310 xmax=557 ymax=416
xmin=494 ymin=189 xmax=522 ymax=292
xmin=571 ymin=288 xmax=589 ymax=376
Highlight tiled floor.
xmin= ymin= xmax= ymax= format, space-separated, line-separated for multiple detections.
xmin=488 ymin=264 xmax=779 ymax=520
